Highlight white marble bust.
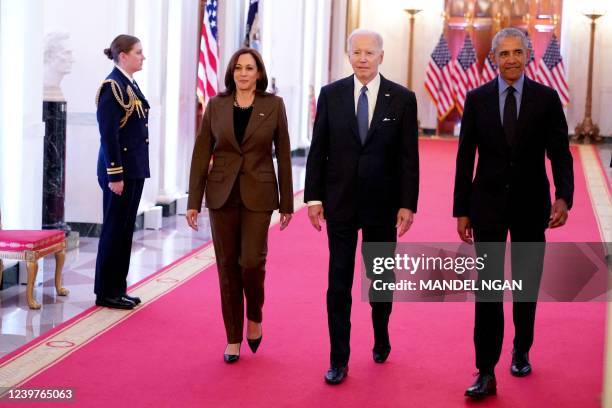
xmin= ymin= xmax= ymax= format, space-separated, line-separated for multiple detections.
xmin=43 ymin=32 xmax=75 ymax=102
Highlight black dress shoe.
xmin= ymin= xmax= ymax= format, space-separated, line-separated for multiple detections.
xmin=247 ymin=335 xmax=262 ymax=353
xmin=224 ymin=344 xmax=240 ymax=364
xmin=122 ymin=294 xmax=141 ymax=305
xmin=373 ymin=345 xmax=391 ymax=363
xmin=465 ymin=373 xmax=497 ymax=399
xmin=95 ymin=296 xmax=135 ymax=310
xmin=224 ymin=353 xmax=240 ymax=363
xmin=324 ymin=365 xmax=348 ymax=385
xmin=511 ymin=350 xmax=532 ymax=377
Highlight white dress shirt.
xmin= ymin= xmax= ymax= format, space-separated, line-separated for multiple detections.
xmin=353 ymin=73 xmax=380 ymax=128
xmin=308 ymin=73 xmax=381 ymax=207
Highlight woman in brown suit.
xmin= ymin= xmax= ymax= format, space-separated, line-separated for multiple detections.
xmin=186 ymin=48 xmax=293 ymax=363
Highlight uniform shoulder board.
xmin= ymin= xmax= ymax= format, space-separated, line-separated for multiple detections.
xmin=95 ymin=79 xmax=127 ymax=107
xmin=95 ymin=79 xmax=143 ymax=128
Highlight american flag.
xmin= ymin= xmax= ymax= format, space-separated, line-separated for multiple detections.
xmin=452 ymin=34 xmax=481 ymax=113
xmin=424 ymin=34 xmax=455 ymax=120
xmin=244 ymin=0 xmax=260 ymax=49
xmin=525 ymin=33 xmax=538 ymax=80
xmin=537 ymin=35 xmax=569 ymax=106
xmin=197 ymin=0 xmax=219 ymax=107
xmin=481 ymin=53 xmax=498 ymax=84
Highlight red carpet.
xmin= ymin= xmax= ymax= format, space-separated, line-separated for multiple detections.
xmin=2 ymin=139 xmax=606 ymax=407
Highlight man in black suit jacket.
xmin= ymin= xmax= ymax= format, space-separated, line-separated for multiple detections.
xmin=453 ymin=28 xmax=573 ymax=399
xmin=305 ymin=29 xmax=419 ymax=385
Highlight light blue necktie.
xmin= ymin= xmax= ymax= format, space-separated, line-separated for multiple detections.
xmin=356 ymin=85 xmax=368 ymax=145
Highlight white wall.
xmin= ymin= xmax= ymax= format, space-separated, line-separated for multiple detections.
xmin=44 ymin=0 xmax=130 ymax=224
xmin=561 ymin=0 xmax=612 ymax=137
xmin=44 ymin=0 xmax=129 ymax=113
xmin=0 ymin=0 xmax=45 ymax=229
xmin=260 ymin=0 xmax=331 ymax=150
xmin=43 ymin=0 xmax=200 ymax=224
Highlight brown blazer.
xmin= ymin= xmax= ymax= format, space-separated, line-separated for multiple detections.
xmin=188 ymin=93 xmax=294 ymax=213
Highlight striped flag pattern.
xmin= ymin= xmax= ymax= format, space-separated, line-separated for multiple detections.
xmin=537 ymin=35 xmax=570 ymax=106
xmin=525 ymin=33 xmax=538 ymax=80
xmin=424 ymin=34 xmax=455 ymax=120
xmin=480 ymin=53 xmax=498 ymax=84
xmin=197 ymin=0 xmax=219 ymax=107
xmin=452 ymin=34 xmax=481 ymax=113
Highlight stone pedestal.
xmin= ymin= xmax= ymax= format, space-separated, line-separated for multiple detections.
xmin=42 ymin=100 xmax=70 ymax=234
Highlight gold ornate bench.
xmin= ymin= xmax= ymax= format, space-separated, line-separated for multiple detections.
xmin=0 ymin=230 xmax=69 ymax=309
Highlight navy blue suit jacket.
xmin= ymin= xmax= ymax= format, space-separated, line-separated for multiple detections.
xmin=304 ymin=74 xmax=419 ymax=226
xmin=96 ymin=67 xmax=150 ymax=182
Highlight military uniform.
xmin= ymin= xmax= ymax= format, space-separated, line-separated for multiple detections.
xmin=94 ymin=67 xmax=150 ymax=302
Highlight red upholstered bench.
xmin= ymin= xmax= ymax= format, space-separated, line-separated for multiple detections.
xmin=0 ymin=230 xmax=69 ymax=309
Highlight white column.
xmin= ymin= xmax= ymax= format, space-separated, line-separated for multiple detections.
xmin=261 ymin=0 xmax=309 ymax=150
xmin=0 ymin=0 xmax=45 ymax=229
xmin=298 ymin=0 xmax=312 ymax=149
xmin=133 ymin=0 xmax=164 ymax=210
xmin=175 ymin=0 xmax=199 ymax=194
xmin=299 ymin=0 xmax=331 ymax=150
xmin=218 ymin=0 xmax=245 ymax=82
xmin=313 ymin=0 xmax=332 ymax=93
xmin=153 ymin=0 xmax=199 ymax=205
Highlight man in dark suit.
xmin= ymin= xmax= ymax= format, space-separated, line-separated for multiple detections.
xmin=453 ymin=28 xmax=574 ymax=399
xmin=305 ymin=29 xmax=419 ymax=385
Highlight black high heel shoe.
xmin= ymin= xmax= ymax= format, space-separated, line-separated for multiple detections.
xmin=247 ymin=335 xmax=262 ymax=353
xmin=224 ymin=344 xmax=241 ymax=363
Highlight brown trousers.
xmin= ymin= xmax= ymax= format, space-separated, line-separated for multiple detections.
xmin=209 ymin=181 xmax=272 ymax=343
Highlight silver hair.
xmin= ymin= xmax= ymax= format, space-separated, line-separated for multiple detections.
xmin=491 ymin=27 xmax=529 ymax=54
xmin=43 ymin=31 xmax=71 ymax=63
xmin=347 ymin=28 xmax=383 ymax=52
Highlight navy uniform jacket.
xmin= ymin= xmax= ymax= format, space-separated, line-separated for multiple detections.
xmin=96 ymin=67 xmax=150 ymax=182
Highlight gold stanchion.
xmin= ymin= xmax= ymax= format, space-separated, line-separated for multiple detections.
xmin=403 ymin=4 xmax=422 ymax=90
xmin=574 ymin=10 xmax=605 ymax=143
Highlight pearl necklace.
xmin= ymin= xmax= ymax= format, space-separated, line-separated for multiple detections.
xmin=233 ymin=94 xmax=254 ymax=110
